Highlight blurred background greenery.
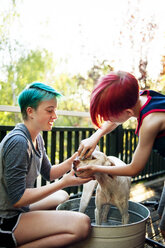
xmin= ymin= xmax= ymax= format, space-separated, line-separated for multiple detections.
xmin=0 ymin=0 xmax=165 ymax=128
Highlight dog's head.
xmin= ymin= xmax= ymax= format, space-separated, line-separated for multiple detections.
xmin=73 ymin=150 xmax=114 ymax=178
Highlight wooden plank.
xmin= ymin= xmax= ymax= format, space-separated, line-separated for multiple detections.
xmin=0 ymin=105 xmax=90 ymax=117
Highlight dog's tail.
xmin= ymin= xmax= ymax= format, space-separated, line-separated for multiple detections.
xmin=79 ymin=180 xmax=98 ymax=212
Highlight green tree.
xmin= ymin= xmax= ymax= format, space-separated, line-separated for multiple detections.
xmin=0 ymin=49 xmax=56 ymax=125
xmin=53 ymin=60 xmax=114 ymax=127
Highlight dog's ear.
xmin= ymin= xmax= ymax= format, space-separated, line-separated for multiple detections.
xmin=91 ymin=154 xmax=96 ymax=159
xmin=95 ymin=145 xmax=100 ymax=152
xmin=105 ymin=157 xmax=116 ymax=167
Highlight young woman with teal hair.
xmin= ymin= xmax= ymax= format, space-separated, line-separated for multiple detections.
xmin=0 ymin=82 xmax=92 ymax=247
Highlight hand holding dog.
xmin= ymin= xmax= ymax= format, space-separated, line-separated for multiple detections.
xmin=61 ymin=169 xmax=93 ymax=187
xmin=78 ymin=136 xmax=98 ymax=159
xmin=76 ymin=164 xmax=97 ymax=178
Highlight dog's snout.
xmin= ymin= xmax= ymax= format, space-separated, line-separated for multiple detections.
xmin=73 ymin=158 xmax=80 ymax=170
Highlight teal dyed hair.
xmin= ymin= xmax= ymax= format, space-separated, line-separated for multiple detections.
xmin=18 ymin=82 xmax=62 ymax=120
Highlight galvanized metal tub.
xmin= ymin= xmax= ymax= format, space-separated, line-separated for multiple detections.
xmin=57 ymin=197 xmax=150 ymax=248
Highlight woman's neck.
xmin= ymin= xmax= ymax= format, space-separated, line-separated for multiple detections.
xmin=23 ymin=121 xmax=39 ymax=142
xmin=132 ymin=95 xmax=148 ymax=118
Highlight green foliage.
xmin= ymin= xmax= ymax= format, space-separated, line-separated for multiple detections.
xmin=0 ymin=112 xmax=21 ymax=126
xmin=0 ymin=1 xmax=165 ymax=128
xmin=15 ymin=49 xmax=55 ymax=92
xmin=0 ymin=49 xmax=56 ymax=123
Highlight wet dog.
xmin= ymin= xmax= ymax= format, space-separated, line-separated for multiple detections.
xmin=73 ymin=150 xmax=131 ymax=225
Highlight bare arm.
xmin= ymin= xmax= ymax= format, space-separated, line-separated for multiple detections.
xmin=49 ymin=152 xmax=78 ymax=181
xmin=14 ymin=149 xmax=93 ymax=208
xmin=77 ymin=114 xmax=161 ymax=177
xmin=14 ymin=169 xmax=92 ymax=208
xmin=78 ymin=121 xmax=118 ymax=158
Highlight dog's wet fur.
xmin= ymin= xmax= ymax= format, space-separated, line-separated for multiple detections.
xmin=73 ymin=150 xmax=131 ymax=225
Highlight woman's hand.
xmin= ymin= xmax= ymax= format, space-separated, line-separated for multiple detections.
xmin=78 ymin=122 xmax=118 ymax=159
xmin=61 ymin=169 xmax=93 ymax=188
xmin=78 ymin=136 xmax=98 ymax=159
xmin=76 ymin=164 xmax=96 ymax=178
xmin=67 ymin=152 xmax=79 ymax=168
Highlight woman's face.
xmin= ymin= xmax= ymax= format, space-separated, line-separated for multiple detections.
xmin=105 ymin=110 xmax=132 ymax=124
xmin=31 ymin=98 xmax=58 ymax=131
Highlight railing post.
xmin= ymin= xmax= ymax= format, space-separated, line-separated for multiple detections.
xmin=59 ymin=131 xmax=64 ymax=162
xmin=106 ymin=126 xmax=124 ymax=157
xmin=67 ymin=131 xmax=72 ymax=158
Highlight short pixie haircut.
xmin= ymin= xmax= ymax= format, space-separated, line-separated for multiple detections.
xmin=18 ymin=82 xmax=62 ymax=120
xmin=90 ymin=71 xmax=139 ymax=127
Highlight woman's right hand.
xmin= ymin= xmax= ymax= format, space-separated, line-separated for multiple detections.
xmin=78 ymin=136 xmax=98 ymax=159
xmin=78 ymin=121 xmax=116 ymax=159
xmin=61 ymin=169 xmax=93 ymax=188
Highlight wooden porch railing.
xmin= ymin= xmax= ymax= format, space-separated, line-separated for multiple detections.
xmin=0 ymin=125 xmax=164 ymax=197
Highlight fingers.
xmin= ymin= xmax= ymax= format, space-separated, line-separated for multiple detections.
xmin=77 ymin=141 xmax=89 ymax=158
xmin=78 ymin=146 xmax=93 ymax=159
xmin=78 ymin=138 xmax=97 ymax=159
xmin=77 ymin=145 xmax=83 ymax=157
xmin=71 ymin=152 xmax=78 ymax=160
xmin=70 ymin=169 xmax=93 ymax=183
xmin=70 ymin=169 xmax=76 ymax=175
xmin=83 ymin=149 xmax=93 ymax=158
xmin=77 ymin=165 xmax=88 ymax=172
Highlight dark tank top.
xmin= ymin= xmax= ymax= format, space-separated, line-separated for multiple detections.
xmin=135 ymin=90 xmax=165 ymax=158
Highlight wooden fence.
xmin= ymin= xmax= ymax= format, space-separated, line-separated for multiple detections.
xmin=0 ymin=125 xmax=164 ymax=197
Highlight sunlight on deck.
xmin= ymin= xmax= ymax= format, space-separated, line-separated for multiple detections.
xmin=130 ymin=183 xmax=155 ymax=202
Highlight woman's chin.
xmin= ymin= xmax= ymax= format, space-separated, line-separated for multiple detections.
xmin=48 ymin=122 xmax=54 ymax=129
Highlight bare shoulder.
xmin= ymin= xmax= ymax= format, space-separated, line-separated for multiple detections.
xmin=142 ymin=112 xmax=165 ymax=132
xmin=140 ymin=112 xmax=165 ymax=139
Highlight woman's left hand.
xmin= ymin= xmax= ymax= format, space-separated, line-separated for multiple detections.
xmin=61 ymin=169 xmax=93 ymax=187
xmin=75 ymin=164 xmax=96 ymax=178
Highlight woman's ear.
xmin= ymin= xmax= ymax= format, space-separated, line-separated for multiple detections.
xmin=105 ymin=157 xmax=114 ymax=166
xmin=26 ymin=107 xmax=34 ymax=119
xmin=125 ymin=109 xmax=134 ymax=117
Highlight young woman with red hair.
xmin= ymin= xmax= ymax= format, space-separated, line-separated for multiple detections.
xmin=78 ymin=71 xmax=165 ymax=240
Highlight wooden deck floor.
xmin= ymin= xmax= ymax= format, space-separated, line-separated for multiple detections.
xmin=130 ymin=176 xmax=165 ymax=247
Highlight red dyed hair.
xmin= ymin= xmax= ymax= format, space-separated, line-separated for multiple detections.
xmin=90 ymin=71 xmax=139 ymax=127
